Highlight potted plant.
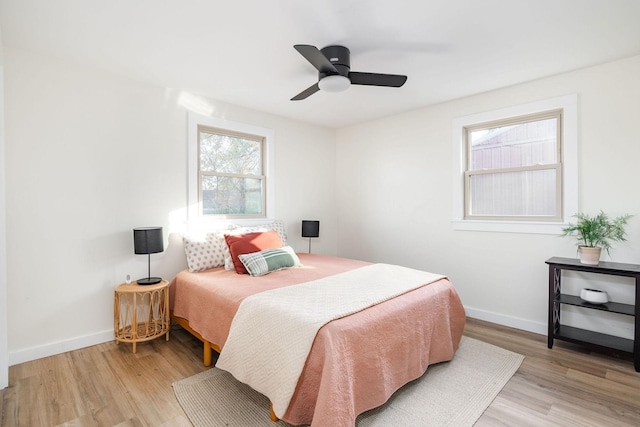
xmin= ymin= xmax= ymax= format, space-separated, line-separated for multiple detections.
xmin=561 ymin=211 xmax=632 ymax=265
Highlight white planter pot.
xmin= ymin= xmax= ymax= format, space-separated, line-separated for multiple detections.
xmin=578 ymin=246 xmax=601 ymax=265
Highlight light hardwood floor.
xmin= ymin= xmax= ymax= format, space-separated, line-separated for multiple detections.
xmin=1 ymin=318 xmax=639 ymax=426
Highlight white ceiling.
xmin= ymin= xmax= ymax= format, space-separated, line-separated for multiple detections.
xmin=1 ymin=0 xmax=640 ymax=128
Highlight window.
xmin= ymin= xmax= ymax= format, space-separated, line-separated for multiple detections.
xmin=199 ymin=127 xmax=264 ymax=216
xmin=465 ymin=111 xmax=562 ymax=221
xmin=452 ymin=95 xmax=578 ymax=234
xmin=188 ymin=113 xmax=274 ymax=221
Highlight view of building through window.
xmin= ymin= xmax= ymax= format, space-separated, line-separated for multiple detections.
xmin=465 ymin=112 xmax=561 ymax=220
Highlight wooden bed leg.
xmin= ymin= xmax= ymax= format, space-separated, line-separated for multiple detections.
xmin=269 ymin=403 xmax=279 ymax=422
xmin=203 ymin=341 xmax=213 ymax=367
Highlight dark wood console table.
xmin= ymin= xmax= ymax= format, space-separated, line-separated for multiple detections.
xmin=546 ymin=257 xmax=640 ymax=372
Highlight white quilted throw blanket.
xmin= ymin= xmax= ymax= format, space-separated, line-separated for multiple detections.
xmin=215 ymin=263 xmax=445 ymax=418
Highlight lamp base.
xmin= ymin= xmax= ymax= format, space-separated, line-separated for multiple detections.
xmin=137 ymin=277 xmax=162 ymax=285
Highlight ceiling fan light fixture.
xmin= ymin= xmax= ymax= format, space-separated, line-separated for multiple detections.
xmin=318 ymin=75 xmax=351 ymax=93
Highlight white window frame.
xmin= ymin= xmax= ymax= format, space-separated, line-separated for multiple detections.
xmin=464 ymin=109 xmax=563 ymax=221
xmin=188 ymin=112 xmax=275 ymax=224
xmin=452 ymin=94 xmax=578 ymax=234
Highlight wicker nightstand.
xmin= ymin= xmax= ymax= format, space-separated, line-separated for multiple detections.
xmin=114 ymin=279 xmax=170 ymax=353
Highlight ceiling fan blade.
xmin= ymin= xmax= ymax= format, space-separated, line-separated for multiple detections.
xmin=291 ymin=82 xmax=320 ymax=101
xmin=349 ymin=72 xmax=407 ymax=87
xmin=294 ymin=45 xmax=338 ymax=74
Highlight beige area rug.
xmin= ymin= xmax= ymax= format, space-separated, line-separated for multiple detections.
xmin=173 ymin=336 xmax=524 ymax=427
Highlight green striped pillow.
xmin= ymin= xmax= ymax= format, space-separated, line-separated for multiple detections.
xmin=238 ymin=246 xmax=302 ymax=277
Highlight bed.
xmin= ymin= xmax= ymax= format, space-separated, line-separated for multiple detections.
xmin=170 ymin=248 xmax=465 ymax=426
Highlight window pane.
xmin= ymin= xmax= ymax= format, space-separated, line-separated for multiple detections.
xmin=469 ymin=117 xmax=557 ymax=170
xmin=469 ymin=169 xmax=557 ymax=217
xmin=199 ymin=131 xmax=262 ymax=175
xmin=202 ymin=176 xmax=263 ymax=215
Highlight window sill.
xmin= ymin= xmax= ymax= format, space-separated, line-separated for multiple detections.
xmin=452 ymin=219 xmax=567 ymax=235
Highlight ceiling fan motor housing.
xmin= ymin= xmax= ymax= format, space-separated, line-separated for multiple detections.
xmin=320 ymin=45 xmax=350 ymax=78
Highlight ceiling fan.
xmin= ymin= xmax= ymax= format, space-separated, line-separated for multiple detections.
xmin=291 ymin=44 xmax=408 ymax=101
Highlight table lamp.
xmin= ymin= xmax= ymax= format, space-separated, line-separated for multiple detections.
xmin=301 ymin=220 xmax=320 ymax=254
xmin=133 ymin=226 xmax=164 ymax=285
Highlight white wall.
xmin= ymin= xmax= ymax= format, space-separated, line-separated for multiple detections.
xmin=3 ymin=47 xmax=337 ymax=364
xmin=336 ymin=55 xmax=640 ymax=335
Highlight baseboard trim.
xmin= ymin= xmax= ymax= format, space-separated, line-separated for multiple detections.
xmin=465 ymin=306 xmax=547 ymax=336
xmin=9 ymin=329 xmax=114 ymax=366
xmin=8 ymin=308 xmax=546 ymax=366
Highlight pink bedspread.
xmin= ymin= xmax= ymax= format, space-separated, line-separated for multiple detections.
xmin=170 ymin=254 xmax=466 ymax=426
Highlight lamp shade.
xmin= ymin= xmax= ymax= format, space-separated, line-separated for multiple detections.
xmin=301 ymin=220 xmax=320 ymax=238
xmin=133 ymin=227 xmax=164 ymax=255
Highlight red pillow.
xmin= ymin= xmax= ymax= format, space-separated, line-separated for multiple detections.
xmin=224 ymin=231 xmax=283 ymax=274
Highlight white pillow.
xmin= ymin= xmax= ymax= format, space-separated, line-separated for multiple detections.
xmin=183 ymin=230 xmax=227 ymax=272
